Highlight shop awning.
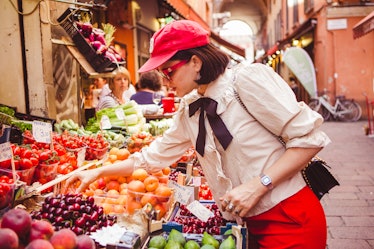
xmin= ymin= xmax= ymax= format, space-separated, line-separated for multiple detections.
xmin=279 ymin=18 xmax=317 ymax=47
xmin=164 ymin=0 xmax=245 ymax=57
xmin=353 ymin=10 xmax=374 ymax=39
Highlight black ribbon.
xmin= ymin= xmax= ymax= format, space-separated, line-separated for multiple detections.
xmin=189 ymin=97 xmax=233 ymax=156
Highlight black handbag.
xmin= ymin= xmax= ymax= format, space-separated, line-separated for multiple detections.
xmin=234 ymin=90 xmax=340 ymax=199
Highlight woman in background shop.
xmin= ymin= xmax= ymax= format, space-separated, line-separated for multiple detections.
xmin=130 ymin=70 xmax=163 ymax=104
xmin=96 ymin=66 xmax=130 ymax=111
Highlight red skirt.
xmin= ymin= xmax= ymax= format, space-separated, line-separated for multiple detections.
xmin=244 ymin=186 xmax=327 ymax=249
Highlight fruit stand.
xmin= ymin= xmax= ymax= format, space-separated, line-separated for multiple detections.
xmin=0 ymin=103 xmax=245 ymax=249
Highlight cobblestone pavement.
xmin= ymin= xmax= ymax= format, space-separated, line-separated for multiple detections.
xmin=317 ymin=121 xmax=374 ymax=249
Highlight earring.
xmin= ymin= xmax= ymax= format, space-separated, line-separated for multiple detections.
xmin=196 ymin=72 xmax=201 ymax=81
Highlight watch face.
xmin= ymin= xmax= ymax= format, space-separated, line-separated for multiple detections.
xmin=262 ymin=176 xmax=271 ymax=185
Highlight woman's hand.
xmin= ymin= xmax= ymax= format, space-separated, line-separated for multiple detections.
xmin=64 ymin=168 xmax=101 ymax=194
xmin=220 ymin=177 xmax=268 ymax=218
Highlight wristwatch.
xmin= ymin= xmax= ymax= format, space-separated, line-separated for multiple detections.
xmin=260 ymin=174 xmax=274 ymax=189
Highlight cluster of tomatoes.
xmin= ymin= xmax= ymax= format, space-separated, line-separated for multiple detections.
xmin=0 ymin=175 xmax=16 ymax=209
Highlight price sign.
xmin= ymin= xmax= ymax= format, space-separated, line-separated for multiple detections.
xmin=187 ymin=200 xmax=214 ymax=222
xmin=0 ymin=142 xmax=12 ymax=162
xmin=115 ymin=108 xmax=125 ymax=120
xmin=100 ymin=115 xmax=112 ymax=129
xmin=168 ymin=181 xmax=192 ymax=205
xmin=32 ymin=121 xmax=52 ymax=143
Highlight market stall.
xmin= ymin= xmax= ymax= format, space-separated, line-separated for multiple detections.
xmin=0 ymin=103 xmax=245 ymax=249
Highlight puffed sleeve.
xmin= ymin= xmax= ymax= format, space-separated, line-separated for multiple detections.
xmin=130 ymin=98 xmax=194 ymax=173
xmin=234 ymin=63 xmax=330 ymax=148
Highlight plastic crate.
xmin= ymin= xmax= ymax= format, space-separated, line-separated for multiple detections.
xmin=57 ymin=8 xmax=125 ymax=73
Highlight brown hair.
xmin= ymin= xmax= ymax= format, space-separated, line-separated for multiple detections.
xmin=170 ymin=44 xmax=230 ymax=84
xmin=138 ymin=70 xmax=162 ymax=91
xmin=108 ymin=66 xmax=131 ymax=90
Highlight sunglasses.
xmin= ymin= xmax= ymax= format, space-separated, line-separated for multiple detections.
xmin=158 ymin=60 xmax=188 ymax=81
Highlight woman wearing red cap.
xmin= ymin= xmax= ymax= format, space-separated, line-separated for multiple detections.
xmin=66 ymin=20 xmax=330 ymax=248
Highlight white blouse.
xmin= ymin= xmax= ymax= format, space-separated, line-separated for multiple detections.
xmin=130 ymin=63 xmax=331 ymax=219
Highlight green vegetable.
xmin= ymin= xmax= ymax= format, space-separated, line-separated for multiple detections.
xmin=0 ymin=106 xmax=15 ymax=117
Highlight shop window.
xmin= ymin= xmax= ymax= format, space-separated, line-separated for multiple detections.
xmin=304 ymin=0 xmax=314 ymax=14
xmin=137 ymin=25 xmax=153 ymax=69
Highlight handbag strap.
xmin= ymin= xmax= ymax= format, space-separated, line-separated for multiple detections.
xmin=233 ymin=89 xmax=286 ymax=147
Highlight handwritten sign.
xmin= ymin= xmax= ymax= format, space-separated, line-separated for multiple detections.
xmin=32 ymin=121 xmax=52 ymax=143
xmin=187 ymin=200 xmax=214 ymax=222
xmin=168 ymin=181 xmax=193 ymax=205
xmin=0 ymin=142 xmax=12 ymax=162
xmin=115 ymin=108 xmax=125 ymax=120
xmin=100 ymin=115 xmax=112 ymax=130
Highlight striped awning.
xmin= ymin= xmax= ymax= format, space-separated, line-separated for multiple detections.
xmin=353 ymin=10 xmax=374 ymax=39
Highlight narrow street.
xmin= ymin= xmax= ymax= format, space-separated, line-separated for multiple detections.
xmin=318 ymin=121 xmax=374 ymax=248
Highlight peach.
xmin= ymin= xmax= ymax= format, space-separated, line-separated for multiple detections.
xmin=144 ymin=175 xmax=159 ymax=192
xmin=76 ymin=234 xmax=95 ymax=249
xmin=0 ymin=208 xmax=32 ymax=243
xmin=0 ymin=228 xmax=19 ymax=249
xmin=49 ymin=228 xmax=77 ymax=249
xmin=25 ymin=239 xmax=54 ymax=249
xmin=28 ymin=219 xmax=54 ymax=242
xmin=132 ymin=168 xmax=148 ymax=181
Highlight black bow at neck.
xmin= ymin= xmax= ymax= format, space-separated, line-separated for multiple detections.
xmin=189 ymin=97 xmax=233 ymax=156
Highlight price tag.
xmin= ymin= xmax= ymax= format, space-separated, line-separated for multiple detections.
xmin=115 ymin=108 xmax=125 ymax=120
xmin=0 ymin=142 xmax=12 ymax=162
xmin=168 ymin=181 xmax=192 ymax=205
xmin=191 ymin=176 xmax=201 ymax=186
xmin=77 ymin=147 xmax=86 ymax=167
xmin=186 ymin=200 xmax=214 ymax=222
xmin=32 ymin=121 xmax=52 ymax=143
xmin=100 ymin=115 xmax=112 ymax=129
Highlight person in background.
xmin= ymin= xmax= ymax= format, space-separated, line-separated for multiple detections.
xmin=66 ymin=20 xmax=330 ymax=249
xmin=130 ymin=70 xmax=163 ymax=104
xmin=96 ymin=66 xmax=130 ymax=111
xmin=92 ymin=77 xmax=108 ymax=108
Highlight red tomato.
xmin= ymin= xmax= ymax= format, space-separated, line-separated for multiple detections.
xmin=39 ymin=151 xmax=50 ymax=161
xmin=20 ymin=158 xmax=33 ymax=169
xmin=30 ymin=157 xmax=39 ymax=167
xmin=0 ymin=160 xmax=11 ymax=169
xmin=13 ymin=146 xmax=21 ymax=156
xmin=21 ymin=149 xmax=33 ymax=159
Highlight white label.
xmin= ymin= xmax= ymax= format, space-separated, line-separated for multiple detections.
xmin=168 ymin=181 xmax=192 ymax=205
xmin=327 ymin=19 xmax=347 ymax=30
xmin=115 ymin=108 xmax=125 ymax=120
xmin=186 ymin=200 xmax=213 ymax=222
xmin=32 ymin=121 xmax=52 ymax=143
xmin=100 ymin=115 xmax=112 ymax=129
xmin=191 ymin=176 xmax=201 ymax=186
xmin=77 ymin=147 xmax=86 ymax=166
xmin=0 ymin=142 xmax=12 ymax=162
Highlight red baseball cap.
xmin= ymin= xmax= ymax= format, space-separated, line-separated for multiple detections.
xmin=138 ymin=20 xmax=210 ymax=73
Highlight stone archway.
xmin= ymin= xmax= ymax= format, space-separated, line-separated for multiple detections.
xmin=219 ymin=20 xmax=255 ymax=62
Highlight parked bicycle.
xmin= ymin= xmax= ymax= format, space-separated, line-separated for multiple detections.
xmin=308 ymin=92 xmax=362 ymax=122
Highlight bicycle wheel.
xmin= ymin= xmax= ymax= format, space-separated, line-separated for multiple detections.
xmin=337 ymin=100 xmax=362 ymax=122
xmin=308 ymin=99 xmax=331 ymax=121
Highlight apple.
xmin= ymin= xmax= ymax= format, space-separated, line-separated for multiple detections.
xmin=0 ymin=228 xmax=19 ymax=249
xmin=76 ymin=234 xmax=95 ymax=249
xmin=25 ymin=239 xmax=54 ymax=249
xmin=0 ymin=208 xmax=32 ymax=243
xmin=49 ymin=228 xmax=77 ymax=249
xmin=28 ymin=219 xmax=54 ymax=242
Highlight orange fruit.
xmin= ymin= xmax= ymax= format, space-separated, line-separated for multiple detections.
xmin=108 ymin=155 xmax=118 ymax=163
xmin=118 ymin=176 xmax=127 ymax=184
xmin=113 ymin=205 xmax=125 ymax=214
xmin=132 ymin=168 xmax=149 ymax=182
xmin=106 ymin=180 xmax=120 ymax=192
xmin=126 ymin=197 xmax=143 ymax=214
xmin=140 ymin=192 xmax=158 ymax=207
xmin=152 ymin=170 xmax=164 ymax=177
xmin=154 ymin=203 xmax=167 ymax=220
xmin=155 ymin=185 xmax=172 ymax=202
xmin=162 ymin=167 xmax=171 ymax=176
xmin=107 ymin=189 xmax=120 ymax=198
xmin=144 ymin=175 xmax=159 ymax=192
xmin=127 ymin=180 xmax=146 ymax=196
xmin=94 ymin=189 xmax=104 ymax=196
xmin=102 ymin=203 xmax=114 ymax=214
xmin=118 ymin=195 xmax=128 ymax=205
xmin=117 ymin=148 xmax=130 ymax=160
xmin=109 ymin=147 xmax=120 ymax=156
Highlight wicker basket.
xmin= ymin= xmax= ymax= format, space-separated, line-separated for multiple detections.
xmin=57 ymin=8 xmax=125 ymax=73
